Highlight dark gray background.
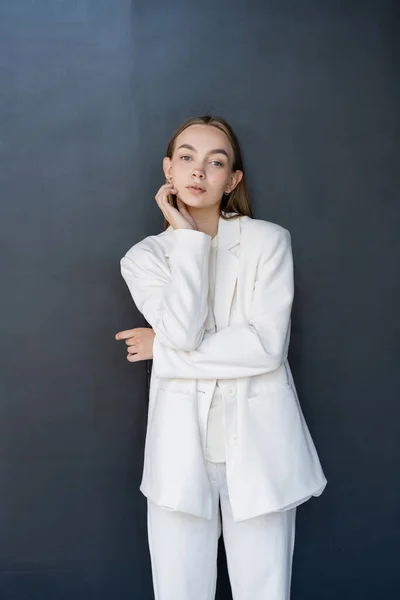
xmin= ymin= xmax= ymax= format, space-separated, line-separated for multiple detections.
xmin=1 ymin=0 xmax=399 ymax=598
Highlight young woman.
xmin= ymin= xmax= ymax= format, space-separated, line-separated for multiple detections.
xmin=115 ymin=115 xmax=327 ymax=600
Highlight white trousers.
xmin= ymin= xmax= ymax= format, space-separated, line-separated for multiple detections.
xmin=147 ymin=461 xmax=297 ymax=600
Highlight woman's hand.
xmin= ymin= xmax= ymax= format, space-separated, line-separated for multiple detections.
xmin=155 ymin=182 xmax=197 ymax=230
xmin=115 ymin=327 xmax=155 ymax=362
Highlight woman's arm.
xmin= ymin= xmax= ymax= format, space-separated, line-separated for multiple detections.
xmin=120 ymin=229 xmax=211 ymax=351
xmin=152 ymin=228 xmax=294 ymax=379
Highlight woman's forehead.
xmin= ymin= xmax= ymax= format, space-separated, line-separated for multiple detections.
xmin=176 ymin=124 xmax=232 ymax=156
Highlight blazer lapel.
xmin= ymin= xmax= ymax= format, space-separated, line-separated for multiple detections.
xmin=213 ymin=214 xmax=241 ymax=331
xmin=163 ymin=213 xmax=241 ymax=331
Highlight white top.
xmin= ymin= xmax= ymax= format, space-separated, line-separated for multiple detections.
xmin=205 ymin=233 xmax=226 ymax=463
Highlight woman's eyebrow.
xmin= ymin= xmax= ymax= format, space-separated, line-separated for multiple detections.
xmin=177 ymin=143 xmax=229 ymax=159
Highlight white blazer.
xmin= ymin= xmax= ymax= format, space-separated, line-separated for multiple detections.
xmin=120 ymin=212 xmax=327 ymax=522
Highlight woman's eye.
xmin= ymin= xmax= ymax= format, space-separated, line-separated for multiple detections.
xmin=180 ymin=156 xmax=223 ymax=167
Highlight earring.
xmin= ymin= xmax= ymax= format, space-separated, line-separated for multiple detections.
xmin=224 ymin=190 xmax=230 ymax=195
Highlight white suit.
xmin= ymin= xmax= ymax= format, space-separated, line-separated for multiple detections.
xmin=120 ymin=212 xmax=327 ymax=598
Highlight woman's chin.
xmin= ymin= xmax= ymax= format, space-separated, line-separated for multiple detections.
xmin=179 ymin=192 xmax=216 ymax=209
xmin=178 ymin=194 xmax=205 ymax=207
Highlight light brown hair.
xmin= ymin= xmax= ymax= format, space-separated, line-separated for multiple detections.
xmin=163 ymin=115 xmax=253 ymax=230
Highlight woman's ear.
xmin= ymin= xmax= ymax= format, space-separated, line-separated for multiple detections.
xmin=163 ymin=156 xmax=172 ymax=182
xmin=229 ymin=169 xmax=243 ymax=192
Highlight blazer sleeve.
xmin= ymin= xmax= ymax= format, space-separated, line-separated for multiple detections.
xmin=152 ymin=228 xmax=294 ymax=379
xmin=120 ymin=229 xmax=211 ymax=351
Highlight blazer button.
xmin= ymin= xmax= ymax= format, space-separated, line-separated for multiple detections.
xmin=226 ymin=387 xmax=236 ymax=397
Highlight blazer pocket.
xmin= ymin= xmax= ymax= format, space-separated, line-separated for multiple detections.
xmin=149 ymin=389 xmax=201 ymax=455
xmin=158 ymin=379 xmax=194 ymax=396
xmin=145 ymin=389 xmax=205 ymax=493
xmin=247 ymin=382 xmax=294 ymax=401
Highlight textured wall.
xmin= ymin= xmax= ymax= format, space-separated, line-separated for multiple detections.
xmin=1 ymin=1 xmax=399 ymax=598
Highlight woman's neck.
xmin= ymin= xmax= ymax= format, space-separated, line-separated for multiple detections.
xmin=187 ymin=205 xmax=220 ymax=238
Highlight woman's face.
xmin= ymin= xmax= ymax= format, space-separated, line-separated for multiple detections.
xmin=163 ymin=124 xmax=243 ymax=210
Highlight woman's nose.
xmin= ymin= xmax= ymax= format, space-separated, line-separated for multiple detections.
xmin=191 ymin=167 xmax=205 ymax=179
xmin=192 ymin=169 xmax=205 ymax=179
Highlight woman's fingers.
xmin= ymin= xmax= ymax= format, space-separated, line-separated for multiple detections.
xmin=115 ymin=329 xmax=136 ymax=341
xmin=176 ymin=197 xmax=189 ymax=215
xmin=155 ymin=183 xmax=176 ymax=216
xmin=127 ymin=352 xmax=141 ymax=362
xmin=154 ymin=182 xmax=195 ymax=230
xmin=176 ymin=198 xmax=196 ymax=229
xmin=116 ymin=327 xmax=154 ymax=362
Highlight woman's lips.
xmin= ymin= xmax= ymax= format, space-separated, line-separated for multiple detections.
xmin=186 ymin=186 xmax=206 ymax=195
